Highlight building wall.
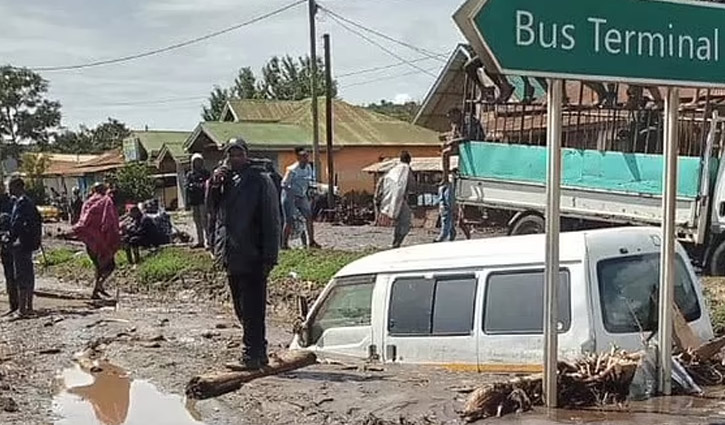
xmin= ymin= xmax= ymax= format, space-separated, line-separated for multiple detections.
xmin=277 ymin=145 xmax=441 ymax=194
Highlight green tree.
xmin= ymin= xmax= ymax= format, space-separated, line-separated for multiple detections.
xmin=204 ymin=55 xmax=338 ymax=120
xmin=20 ymin=152 xmax=51 ymax=204
xmin=0 ymin=66 xmax=62 ymax=159
xmin=108 ymin=162 xmax=156 ymax=204
xmin=53 ymin=118 xmax=131 ymax=154
xmin=365 ymin=100 xmax=421 ymax=122
xmin=232 ymin=67 xmax=260 ymax=99
xmin=202 ymin=86 xmax=231 ymax=121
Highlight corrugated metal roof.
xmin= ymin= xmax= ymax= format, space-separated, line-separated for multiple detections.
xmin=190 ymin=99 xmax=441 ymax=149
xmin=225 ymin=99 xmax=302 ymax=122
xmin=126 ymin=130 xmax=190 ymax=159
xmin=200 ymin=121 xmax=309 ymax=149
xmin=279 ymin=99 xmax=440 ymax=146
xmin=363 ymin=156 xmax=457 ymax=174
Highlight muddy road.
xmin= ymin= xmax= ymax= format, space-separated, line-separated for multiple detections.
xmin=2 ymin=223 xmax=725 ymax=424
xmin=5 ymin=277 xmax=725 ymax=425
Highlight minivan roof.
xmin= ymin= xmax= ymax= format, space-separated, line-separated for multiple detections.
xmin=336 ymin=227 xmax=661 ymax=277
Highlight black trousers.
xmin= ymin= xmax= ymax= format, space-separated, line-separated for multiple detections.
xmin=228 ymin=268 xmax=268 ymax=359
xmin=14 ymin=249 xmax=34 ymax=292
xmin=2 ymin=250 xmax=17 ymax=310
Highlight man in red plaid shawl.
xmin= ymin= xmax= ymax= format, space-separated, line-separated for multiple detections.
xmin=73 ymin=183 xmax=121 ymax=299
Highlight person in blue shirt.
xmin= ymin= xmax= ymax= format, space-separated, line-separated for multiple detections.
xmin=8 ymin=176 xmax=42 ymax=318
xmin=281 ymin=147 xmax=320 ymax=249
xmin=435 ymin=174 xmax=456 ymax=243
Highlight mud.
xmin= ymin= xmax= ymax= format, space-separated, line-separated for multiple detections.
xmin=2 ymin=223 xmax=725 ymax=424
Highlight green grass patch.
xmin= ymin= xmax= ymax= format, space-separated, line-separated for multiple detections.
xmin=41 ymin=248 xmax=77 ymax=267
xmin=271 ymin=249 xmax=371 ymax=286
xmin=42 ymin=246 xmax=371 ymax=291
xmin=137 ymin=247 xmax=213 ymax=285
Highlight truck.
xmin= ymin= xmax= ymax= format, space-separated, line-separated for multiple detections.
xmin=453 ymin=79 xmax=725 ymax=275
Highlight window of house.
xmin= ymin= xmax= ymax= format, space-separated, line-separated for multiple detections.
xmin=597 ymin=254 xmax=701 ymax=334
xmin=388 ymin=275 xmax=477 ymax=336
xmin=484 ymin=270 xmax=571 ymax=334
xmin=309 ymin=275 xmax=375 ymax=344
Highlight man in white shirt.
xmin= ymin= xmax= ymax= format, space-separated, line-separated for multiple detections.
xmin=281 ymin=147 xmax=320 ymax=249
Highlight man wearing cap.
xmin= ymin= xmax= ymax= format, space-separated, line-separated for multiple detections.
xmin=208 ymin=138 xmax=280 ymax=370
xmin=185 ymin=153 xmax=210 ymax=249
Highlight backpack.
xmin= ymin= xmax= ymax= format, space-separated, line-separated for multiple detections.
xmin=25 ymin=204 xmax=42 ymax=251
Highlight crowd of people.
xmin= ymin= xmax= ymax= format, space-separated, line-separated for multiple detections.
xmin=186 ymin=145 xmax=321 ymax=252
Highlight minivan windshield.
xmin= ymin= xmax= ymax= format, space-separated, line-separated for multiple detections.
xmin=597 ymin=253 xmax=701 ymax=334
xmin=309 ymin=275 xmax=375 ymax=344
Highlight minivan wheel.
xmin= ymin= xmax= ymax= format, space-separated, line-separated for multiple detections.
xmin=509 ymin=214 xmax=545 ymax=235
xmin=710 ymin=240 xmax=725 ymax=276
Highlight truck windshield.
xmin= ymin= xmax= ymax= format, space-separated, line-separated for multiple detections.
xmin=309 ymin=275 xmax=375 ymax=344
xmin=597 ymin=253 xmax=701 ymax=334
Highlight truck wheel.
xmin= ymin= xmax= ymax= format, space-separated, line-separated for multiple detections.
xmin=710 ymin=241 xmax=725 ymax=276
xmin=509 ymin=214 xmax=545 ymax=235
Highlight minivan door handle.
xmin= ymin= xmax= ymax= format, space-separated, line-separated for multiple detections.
xmin=386 ymin=345 xmax=397 ymax=361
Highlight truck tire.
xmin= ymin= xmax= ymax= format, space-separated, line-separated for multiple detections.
xmin=710 ymin=240 xmax=725 ymax=276
xmin=509 ymin=214 xmax=545 ymax=235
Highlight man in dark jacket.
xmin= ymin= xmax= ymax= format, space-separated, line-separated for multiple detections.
xmin=0 ymin=183 xmax=15 ymax=316
xmin=209 ymin=138 xmax=280 ymax=369
xmin=8 ymin=176 xmax=41 ymax=318
xmin=185 ymin=153 xmax=210 ymax=249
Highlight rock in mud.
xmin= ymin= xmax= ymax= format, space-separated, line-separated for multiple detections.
xmin=0 ymin=396 xmax=18 ymax=412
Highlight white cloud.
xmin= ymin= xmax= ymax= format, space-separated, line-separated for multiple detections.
xmin=393 ymin=93 xmax=412 ymax=104
xmin=142 ymin=0 xmax=241 ymax=14
xmin=0 ymin=0 xmax=465 ymax=130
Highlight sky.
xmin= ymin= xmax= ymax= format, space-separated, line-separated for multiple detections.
xmin=0 ymin=0 xmax=466 ymax=132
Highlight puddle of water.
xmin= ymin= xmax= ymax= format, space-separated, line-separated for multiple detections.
xmin=53 ymin=361 xmax=204 ymax=425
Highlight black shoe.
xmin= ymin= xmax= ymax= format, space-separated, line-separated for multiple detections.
xmin=237 ymin=357 xmax=267 ymax=371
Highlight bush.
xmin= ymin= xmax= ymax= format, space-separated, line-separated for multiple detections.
xmin=108 ymin=162 xmax=156 ymax=204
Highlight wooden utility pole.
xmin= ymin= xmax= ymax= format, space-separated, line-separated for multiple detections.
xmin=308 ymin=0 xmax=321 ymax=181
xmin=323 ymin=34 xmax=335 ymax=210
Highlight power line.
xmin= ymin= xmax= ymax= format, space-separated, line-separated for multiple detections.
xmin=319 ymin=4 xmax=447 ymax=63
xmin=31 ymin=0 xmax=306 ymax=72
xmin=340 ymin=66 xmax=440 ymax=89
xmin=337 ymin=56 xmax=443 ymax=79
xmin=326 ymin=13 xmax=437 ymax=78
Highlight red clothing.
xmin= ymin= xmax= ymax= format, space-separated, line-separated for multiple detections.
xmin=73 ymin=194 xmax=121 ymax=268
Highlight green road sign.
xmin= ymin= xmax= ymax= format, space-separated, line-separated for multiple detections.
xmin=454 ymin=0 xmax=725 ymax=87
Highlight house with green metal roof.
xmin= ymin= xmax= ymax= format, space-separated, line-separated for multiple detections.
xmin=123 ymin=130 xmax=191 ymax=210
xmin=185 ymin=98 xmax=442 ymax=193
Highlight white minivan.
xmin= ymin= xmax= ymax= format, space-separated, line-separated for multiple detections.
xmin=291 ymin=227 xmax=714 ymax=372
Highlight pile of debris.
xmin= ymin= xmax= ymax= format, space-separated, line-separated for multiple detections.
xmin=461 ymin=348 xmax=640 ymax=422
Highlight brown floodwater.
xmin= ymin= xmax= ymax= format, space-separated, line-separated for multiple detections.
xmin=53 ymin=361 xmax=204 ymax=425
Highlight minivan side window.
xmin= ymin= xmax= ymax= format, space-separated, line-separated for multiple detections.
xmin=484 ymin=270 xmax=571 ymax=334
xmin=309 ymin=275 xmax=375 ymax=344
xmin=597 ymin=254 xmax=701 ymax=334
xmin=388 ymin=276 xmax=477 ymax=336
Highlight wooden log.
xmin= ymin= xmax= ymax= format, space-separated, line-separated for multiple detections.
xmin=694 ymin=336 xmax=725 ymax=361
xmin=185 ymin=350 xmax=317 ymax=400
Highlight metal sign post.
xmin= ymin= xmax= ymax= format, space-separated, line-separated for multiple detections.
xmin=544 ymin=79 xmax=563 ymax=408
xmin=658 ymin=87 xmax=680 ymax=395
